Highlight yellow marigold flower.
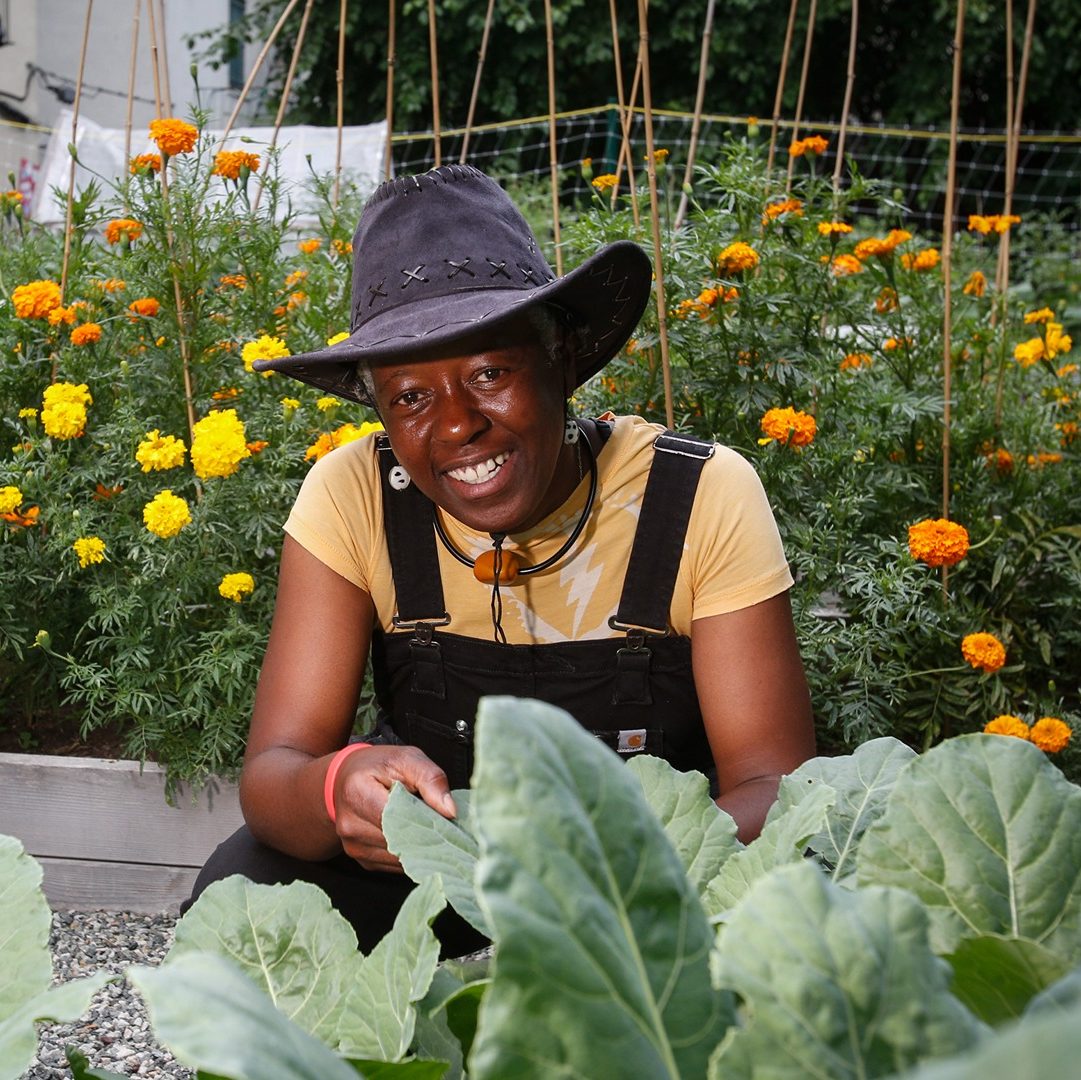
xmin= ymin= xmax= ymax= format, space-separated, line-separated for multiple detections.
xmin=305 ymin=420 xmax=383 ymax=462
xmin=281 ymin=397 xmax=301 ymax=414
xmin=591 ymin=173 xmax=618 ymax=194
xmin=817 ymin=221 xmax=853 ymax=236
xmin=331 ymin=238 xmax=353 ymax=257
xmin=135 ymin=430 xmax=187 ymax=472
xmin=984 ymin=715 xmax=1030 ymax=740
xmin=839 ymin=352 xmax=873 ymax=371
xmin=1030 ymin=717 xmax=1071 ymax=753
xmin=962 ymin=270 xmax=987 ymax=297
xmin=211 ymin=150 xmax=260 ymax=180
xmin=18 ymin=408 xmax=37 ymax=421
xmin=967 ymin=214 xmax=993 ymax=235
xmin=48 ymin=304 xmax=78 ymax=326
xmin=316 ymin=396 xmax=339 ymax=413
xmin=1045 ymin=323 xmax=1072 ymax=360
xmin=286 ymin=290 xmax=307 ymax=310
xmin=1013 ymin=337 xmax=1045 ymax=367
xmin=717 ymin=241 xmax=759 ymax=275
xmin=104 ymin=218 xmax=143 ymax=244
xmin=241 ymin=334 xmax=290 ymax=375
xmin=218 ymin=273 xmax=248 ymax=290
xmin=1024 ymin=307 xmax=1055 ymax=325
xmin=297 ymin=238 xmax=322 ymax=254
xmin=12 ymin=280 xmax=62 ymax=319
xmin=72 ymin=536 xmax=107 ymax=569
xmin=646 ymin=148 xmax=669 ymax=164
xmin=149 ymin=117 xmax=198 ymax=157
xmin=829 ymin=254 xmax=863 ymax=277
xmin=762 ymin=197 xmax=804 ymax=225
xmin=128 ymin=297 xmax=160 ymax=319
xmin=1057 ymin=421 xmax=1079 ymax=446
xmin=43 ymin=382 xmax=92 ymax=409
xmin=326 ymin=331 xmax=351 ymax=346
xmin=900 ymin=248 xmax=940 ymax=271
xmin=875 ymin=287 xmax=899 ymax=313
xmin=759 ymin=406 xmax=816 ymax=448
xmin=284 ymin=269 xmax=309 ymax=288
xmin=143 ymin=489 xmax=192 ymax=538
xmin=190 ymin=408 xmax=250 ymax=480
xmin=41 ymin=400 xmax=87 ymax=439
xmin=0 ymin=486 xmax=22 ymax=515
xmin=70 ymin=322 xmax=102 ymax=347
xmin=961 ymin=632 xmax=1007 ymax=674
xmin=992 ymin=214 xmax=1021 ymax=233
xmin=129 ymin=152 xmax=162 ymax=174
xmin=907 ymin=518 xmax=970 ymax=567
xmin=218 ymin=572 xmax=255 ymax=603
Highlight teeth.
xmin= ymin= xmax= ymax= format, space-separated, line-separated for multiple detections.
xmin=449 ymin=452 xmax=507 ymax=485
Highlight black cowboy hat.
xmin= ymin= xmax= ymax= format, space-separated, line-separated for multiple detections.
xmin=253 ymin=164 xmax=653 ymax=403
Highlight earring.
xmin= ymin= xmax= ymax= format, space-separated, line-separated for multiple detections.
xmin=389 ymin=465 xmax=411 ymax=491
xmin=564 ymin=417 xmax=580 ymax=445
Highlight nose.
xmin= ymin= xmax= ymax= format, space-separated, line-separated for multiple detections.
xmin=432 ymin=383 xmax=488 ymax=446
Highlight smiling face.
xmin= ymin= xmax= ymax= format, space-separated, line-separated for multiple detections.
xmin=370 ymin=320 xmax=578 ymax=536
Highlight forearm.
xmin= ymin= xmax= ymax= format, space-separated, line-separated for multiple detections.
xmin=715 ymin=774 xmax=782 ymax=844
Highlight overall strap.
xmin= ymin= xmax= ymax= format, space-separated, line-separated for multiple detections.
xmin=614 ymin=432 xmax=716 ymax=633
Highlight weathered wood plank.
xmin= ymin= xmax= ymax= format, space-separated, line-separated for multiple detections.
xmin=37 ymin=856 xmax=199 ymax=914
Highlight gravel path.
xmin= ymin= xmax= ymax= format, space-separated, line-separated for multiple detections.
xmin=25 ymin=911 xmax=191 ymax=1080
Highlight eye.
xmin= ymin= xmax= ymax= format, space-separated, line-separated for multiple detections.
xmin=392 ymin=388 xmax=425 ymax=408
xmin=474 ymin=367 xmax=504 ymax=384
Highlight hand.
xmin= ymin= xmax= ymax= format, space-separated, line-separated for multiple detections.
xmin=331 ymin=745 xmax=456 ymax=872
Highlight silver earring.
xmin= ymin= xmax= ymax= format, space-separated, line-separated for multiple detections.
xmin=564 ymin=417 xmax=580 ymax=445
xmin=389 ymin=465 xmax=411 ymax=491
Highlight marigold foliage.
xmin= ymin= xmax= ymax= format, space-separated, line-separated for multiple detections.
xmin=0 ymin=485 xmax=22 ymax=514
xmin=984 ymin=715 xmax=1030 ymax=739
xmin=218 ymin=572 xmax=255 ymax=602
xmin=190 ymin=409 xmax=251 ymax=479
xmin=73 ymin=536 xmax=107 ymax=569
xmin=961 ymin=633 xmax=1007 ymax=674
xmin=12 ymin=280 xmax=62 ymax=319
xmin=70 ymin=323 xmax=102 ymax=347
xmin=149 ymin=118 xmax=198 ymax=157
xmin=907 ymin=518 xmax=970 ymax=567
xmin=135 ymin=430 xmax=187 ymax=472
xmin=143 ymin=489 xmax=192 ymax=538
xmin=717 ymin=241 xmax=759 ymax=275
xmin=759 ymin=407 xmax=816 ymax=448
xmin=1030 ymin=717 xmax=1071 ymax=753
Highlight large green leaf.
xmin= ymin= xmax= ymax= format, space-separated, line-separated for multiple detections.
xmin=129 ymin=953 xmax=360 ymax=1080
xmin=627 ymin=755 xmax=742 ymax=893
xmin=703 ymin=781 xmax=836 ymax=917
xmin=383 ymin=785 xmax=488 ymax=935
xmin=777 ymin=737 xmax=917 ymax=882
xmin=171 ymin=876 xmax=363 ymax=1045
xmin=711 ymin=861 xmax=982 ymax=1079
xmin=467 ymin=697 xmax=733 ymax=1080
xmin=856 ymin=734 xmax=1081 ymax=956
xmin=946 ymin=935 xmax=1071 ymax=1026
xmin=337 ymin=875 xmax=445 ymax=1061
xmin=1024 ymin=967 xmax=1081 ymax=1016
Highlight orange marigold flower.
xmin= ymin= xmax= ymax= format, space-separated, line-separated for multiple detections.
xmin=1027 ymin=451 xmax=1063 ymax=468
xmin=1058 ymin=363 xmax=1079 ymax=378
xmin=1029 ymin=717 xmax=1071 ymax=753
xmin=985 ymin=447 xmax=1014 ymax=474
xmin=218 ymin=273 xmax=248 ymax=290
xmin=961 ymin=632 xmax=1007 ymax=674
xmin=149 ymin=117 xmax=198 ymax=157
xmin=646 ymin=148 xmax=670 ymax=165
xmin=211 ymin=387 xmax=240 ymax=401
xmin=1056 ymin=421 xmax=1079 ymax=446
xmin=992 ymin=214 xmax=1021 ymax=233
xmin=883 ymin=336 xmax=913 ymax=352
xmin=907 ymin=518 xmax=970 ymax=567
xmin=984 ymin=715 xmax=1030 ymax=740
xmin=129 ymin=152 xmax=162 ymax=174
xmin=900 ymin=248 xmax=940 ymax=271
xmin=962 ymin=270 xmax=987 ymax=297
xmin=717 ymin=241 xmax=759 ymax=275
xmin=762 ymin=197 xmax=804 ymax=224
xmin=284 ymin=269 xmax=308 ymax=288
xmin=789 ymin=135 xmax=828 ymax=157
xmin=246 ymin=440 xmax=269 ymax=454
xmin=331 ymin=238 xmax=353 ymax=257
xmin=759 ymin=406 xmax=816 ymax=448
xmin=105 ymin=218 xmax=143 ymax=244
xmin=817 ymin=221 xmax=853 ymax=237
xmin=48 ymin=304 xmax=78 ymax=326
xmin=95 ymin=278 xmax=126 ymax=293
xmin=591 ymin=173 xmax=619 ymax=194
xmin=93 ymin=482 xmax=123 ymax=500
xmin=297 ymin=238 xmax=322 ymax=254
xmin=12 ymin=280 xmax=62 ymax=319
xmin=1 ymin=505 xmax=39 ymax=528
xmin=829 ymin=254 xmax=864 ymax=277
xmin=875 ymin=287 xmax=899 ymax=313
xmin=70 ymin=322 xmax=102 ymax=346
xmin=839 ymin=352 xmax=873 ymax=371
xmin=128 ymin=297 xmax=160 ymax=318
xmin=1024 ymin=307 xmax=1055 ymax=325
xmin=211 ymin=150 xmax=261 ymax=180
xmin=1013 ymin=338 xmax=1044 ymax=367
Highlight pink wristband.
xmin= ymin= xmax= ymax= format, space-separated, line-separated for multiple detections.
xmin=323 ymin=742 xmax=372 ymax=824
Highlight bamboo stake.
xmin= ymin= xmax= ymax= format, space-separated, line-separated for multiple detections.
xmin=831 ymin=0 xmax=858 ymax=199
xmin=543 ymin=0 xmax=563 ymax=274
xmin=427 ymin=0 xmax=442 ymax=167
xmin=609 ymin=1 xmax=642 ymax=230
xmin=766 ymin=0 xmax=800 ymax=177
xmin=145 ymin=0 xmax=163 ymax=117
xmin=635 ymin=0 xmax=674 ymax=431
xmin=460 ymin=0 xmax=496 ymax=163
xmin=252 ymin=0 xmax=316 ymax=213
xmin=59 ymin=0 xmax=94 ymax=364
xmin=674 ymin=0 xmax=717 ymax=230
xmin=385 ymin=0 xmax=397 ymax=178
xmin=156 ymin=0 xmax=173 ymax=116
xmin=785 ymin=0 xmax=819 ymax=192
xmin=124 ymin=0 xmax=141 ymax=166
xmin=941 ymin=0 xmax=966 ymax=598
xmin=218 ymin=0 xmax=303 ymax=150
xmin=334 ymin=0 xmax=347 ymax=205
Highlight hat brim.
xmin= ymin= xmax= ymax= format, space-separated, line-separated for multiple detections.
xmin=253 ymin=240 xmax=652 ymax=404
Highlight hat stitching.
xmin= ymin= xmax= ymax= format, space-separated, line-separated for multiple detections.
xmin=447 ymin=258 xmax=475 ymax=278
xmin=367 ymin=280 xmax=387 ymax=307
xmin=487 ymin=259 xmax=512 ymax=280
xmin=401 ymin=266 xmax=429 ymax=288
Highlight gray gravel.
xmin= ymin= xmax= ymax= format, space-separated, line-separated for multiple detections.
xmin=23 ymin=911 xmax=191 ymax=1080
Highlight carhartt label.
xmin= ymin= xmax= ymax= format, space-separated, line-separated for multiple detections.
xmin=617 ymin=729 xmax=647 ymax=753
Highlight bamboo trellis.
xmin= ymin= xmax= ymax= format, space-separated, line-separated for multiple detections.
xmin=785 ymin=0 xmax=819 ymax=191
xmin=459 ymin=0 xmax=496 ymax=164
xmin=543 ymin=0 xmax=563 ymax=275
xmin=673 ymin=0 xmax=717 ymax=231
xmin=766 ymin=0 xmax=801 ymax=177
xmin=427 ymin=0 xmax=442 ymax=167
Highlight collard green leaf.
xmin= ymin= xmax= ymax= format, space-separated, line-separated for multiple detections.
xmin=65 ymin=1047 xmax=130 ymax=1079
xmin=1024 ymin=967 xmax=1081 ymax=1017
xmin=627 ymin=755 xmax=741 ymax=893
xmin=776 ymin=736 xmax=917 ymax=882
xmin=711 ymin=861 xmax=981 ymax=1079
xmin=856 ymin=734 xmax=1081 ymax=957
xmin=170 ymin=876 xmax=363 ymax=1046
xmin=346 ymin=1060 xmax=449 ymax=1078
xmin=0 ymin=833 xmax=52 ymax=1019
xmin=703 ymin=781 xmax=836 ymax=917
xmin=467 ymin=697 xmax=733 ymax=1080
xmin=129 ymin=953 xmax=358 ymax=1080
xmin=337 ymin=875 xmax=445 ymax=1061
xmin=946 ymin=934 xmax=1070 ymax=1026
xmin=383 ymin=785 xmax=488 ymax=935
xmin=413 ymin=1008 xmax=464 ymax=1080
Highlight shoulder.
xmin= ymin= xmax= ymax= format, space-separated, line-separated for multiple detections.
xmin=300 ymin=432 xmax=381 ymax=494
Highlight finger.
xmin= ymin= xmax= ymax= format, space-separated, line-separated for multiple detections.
xmin=392 ymin=748 xmax=456 ymax=819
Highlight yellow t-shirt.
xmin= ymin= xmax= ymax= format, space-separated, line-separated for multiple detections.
xmin=284 ymin=414 xmax=793 ymax=643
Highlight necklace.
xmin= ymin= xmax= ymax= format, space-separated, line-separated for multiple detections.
xmin=433 ymin=426 xmax=598 ymax=585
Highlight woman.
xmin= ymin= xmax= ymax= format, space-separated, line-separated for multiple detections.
xmin=190 ymin=164 xmax=815 ymax=954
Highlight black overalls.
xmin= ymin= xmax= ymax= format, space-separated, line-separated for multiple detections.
xmin=370 ymin=424 xmax=718 ymax=789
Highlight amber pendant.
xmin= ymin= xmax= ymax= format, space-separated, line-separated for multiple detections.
xmin=473 ymin=548 xmax=523 ymax=584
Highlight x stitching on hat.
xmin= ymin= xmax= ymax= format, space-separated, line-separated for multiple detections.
xmin=446 ymin=258 xmax=475 ymax=278
xmin=486 ymin=258 xmax=511 ymax=280
xmin=367 ymin=279 xmax=388 ymax=307
xmin=401 ymin=265 xmax=429 ymax=288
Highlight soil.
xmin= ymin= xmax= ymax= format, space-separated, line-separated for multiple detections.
xmin=0 ymin=705 xmax=130 ymax=759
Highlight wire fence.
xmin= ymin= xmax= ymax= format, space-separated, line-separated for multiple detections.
xmin=391 ymin=106 xmax=1081 ymax=232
